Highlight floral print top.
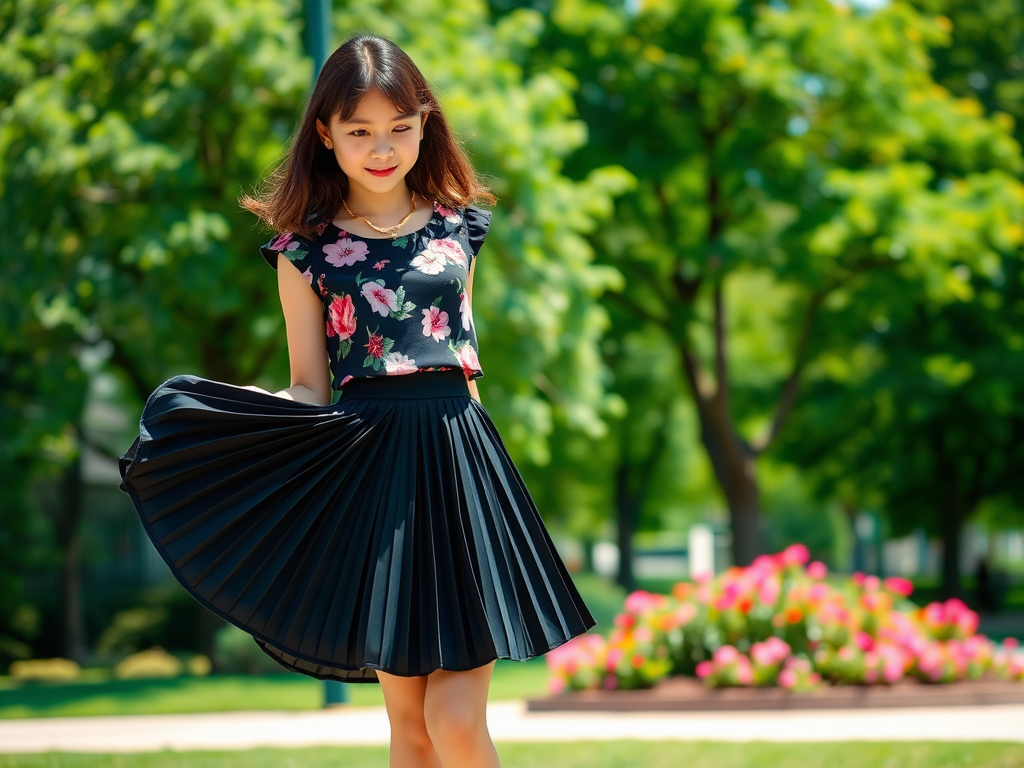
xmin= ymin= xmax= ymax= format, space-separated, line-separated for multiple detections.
xmin=260 ymin=202 xmax=491 ymax=390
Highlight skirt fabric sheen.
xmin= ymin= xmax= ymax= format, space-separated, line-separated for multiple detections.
xmin=118 ymin=370 xmax=597 ymax=683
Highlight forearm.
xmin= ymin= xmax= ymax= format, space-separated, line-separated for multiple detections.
xmin=467 ymin=377 xmax=481 ymax=404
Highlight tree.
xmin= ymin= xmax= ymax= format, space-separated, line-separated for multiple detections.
xmin=532 ymin=0 xmax=1022 ymax=564
xmin=1 ymin=0 xmax=632 ymax=654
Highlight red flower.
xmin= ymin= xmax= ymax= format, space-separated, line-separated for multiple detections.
xmin=365 ymin=330 xmax=385 ymax=359
xmin=326 ymin=294 xmax=356 ymax=340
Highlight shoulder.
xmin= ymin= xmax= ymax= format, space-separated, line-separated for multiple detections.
xmin=259 ymin=214 xmax=329 ymax=271
xmin=462 ymin=205 xmax=492 ymax=257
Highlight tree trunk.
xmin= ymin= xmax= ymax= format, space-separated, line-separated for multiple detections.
xmin=58 ymin=451 xmax=87 ymax=663
xmin=938 ymin=491 xmax=963 ymax=599
xmin=690 ymin=397 xmax=764 ymax=566
xmin=614 ymin=462 xmax=637 ymax=593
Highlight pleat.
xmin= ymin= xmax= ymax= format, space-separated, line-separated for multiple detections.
xmin=120 ymin=373 xmax=597 ymax=684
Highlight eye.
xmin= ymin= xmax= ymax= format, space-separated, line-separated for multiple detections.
xmin=348 ymin=126 xmax=412 ymax=136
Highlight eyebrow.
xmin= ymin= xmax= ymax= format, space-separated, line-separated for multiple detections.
xmin=342 ymin=112 xmax=419 ymax=125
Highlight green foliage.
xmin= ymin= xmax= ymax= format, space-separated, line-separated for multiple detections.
xmin=331 ymin=0 xmax=634 ymax=466
xmin=526 ymin=0 xmax=1024 ymax=560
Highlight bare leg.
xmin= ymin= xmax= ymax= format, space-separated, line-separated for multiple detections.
xmin=423 ymin=660 xmax=501 ymax=768
xmin=377 ymin=669 xmax=443 ymax=768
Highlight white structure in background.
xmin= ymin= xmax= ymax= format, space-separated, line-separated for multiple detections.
xmin=592 ymin=541 xmax=620 ymax=580
xmin=689 ymin=524 xmax=715 ymax=581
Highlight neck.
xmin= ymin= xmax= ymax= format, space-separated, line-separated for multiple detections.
xmin=344 ymin=182 xmax=417 ymax=221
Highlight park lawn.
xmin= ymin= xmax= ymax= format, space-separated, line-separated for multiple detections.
xmin=1 ymin=742 xmax=1023 ymax=768
xmin=0 ymin=658 xmax=552 ymax=719
xmin=0 ymin=571 xmax=624 ymax=721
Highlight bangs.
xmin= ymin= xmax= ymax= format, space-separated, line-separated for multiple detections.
xmin=328 ymin=60 xmax=424 ymax=123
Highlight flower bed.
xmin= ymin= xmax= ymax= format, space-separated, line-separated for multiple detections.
xmin=546 ymin=545 xmax=1024 ymax=697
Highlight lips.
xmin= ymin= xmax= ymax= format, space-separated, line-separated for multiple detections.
xmin=366 ymin=166 xmax=397 ymax=177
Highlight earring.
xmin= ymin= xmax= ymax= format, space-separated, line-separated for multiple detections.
xmin=325 ymin=142 xmax=332 ymax=149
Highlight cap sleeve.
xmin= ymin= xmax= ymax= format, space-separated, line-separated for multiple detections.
xmin=465 ymin=206 xmax=492 ymax=259
xmin=259 ymin=230 xmax=315 ymax=271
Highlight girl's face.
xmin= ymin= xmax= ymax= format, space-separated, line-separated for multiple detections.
xmin=316 ymin=88 xmax=427 ymax=197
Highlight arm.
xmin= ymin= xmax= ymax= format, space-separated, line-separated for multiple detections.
xmin=465 ymin=256 xmax=481 ymax=405
xmin=273 ymin=252 xmax=332 ymax=406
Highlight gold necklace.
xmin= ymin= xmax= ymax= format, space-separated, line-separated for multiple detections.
xmin=341 ymin=191 xmax=417 ymax=237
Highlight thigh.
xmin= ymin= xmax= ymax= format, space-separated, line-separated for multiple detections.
xmin=423 ymin=660 xmax=496 ymax=719
xmin=376 ymin=669 xmax=430 ymax=726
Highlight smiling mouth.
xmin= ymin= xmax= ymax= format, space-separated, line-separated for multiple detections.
xmin=366 ymin=166 xmax=397 ymax=176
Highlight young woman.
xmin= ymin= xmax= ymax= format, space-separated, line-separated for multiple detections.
xmin=118 ymin=33 xmax=596 ymax=768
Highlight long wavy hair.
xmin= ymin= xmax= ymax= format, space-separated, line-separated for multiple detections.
xmin=240 ymin=34 xmax=496 ymax=240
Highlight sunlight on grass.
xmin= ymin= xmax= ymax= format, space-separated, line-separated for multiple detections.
xmin=1 ymin=742 xmax=1023 ymax=768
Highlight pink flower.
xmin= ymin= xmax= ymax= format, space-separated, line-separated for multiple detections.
xmin=781 ymin=544 xmax=810 ymax=567
xmin=863 ymin=575 xmax=881 ymax=592
xmin=361 ymin=281 xmax=398 ymax=316
xmin=384 ymin=352 xmax=418 ymax=375
xmin=373 ymin=259 xmax=390 ymax=271
xmin=884 ymin=577 xmax=914 ymax=597
xmin=855 ymin=631 xmax=875 ymax=652
xmin=696 ymin=660 xmax=713 ymax=679
xmin=807 ymin=561 xmax=828 ymax=580
xmin=426 ymin=237 xmax=468 ymax=268
xmin=435 ymin=203 xmax=463 ymax=223
xmin=460 ymin=291 xmax=473 ymax=330
xmin=548 ymin=677 xmax=566 ymax=694
xmin=713 ymin=645 xmax=740 ymax=665
xmin=268 ymin=232 xmax=300 ymax=251
xmin=324 ymin=236 xmax=369 ymax=267
xmin=410 ymin=248 xmax=447 ymax=275
xmin=421 ymin=306 xmax=451 ymax=342
xmin=325 ymin=294 xmax=356 ymax=340
xmin=779 ymin=669 xmax=797 ymax=689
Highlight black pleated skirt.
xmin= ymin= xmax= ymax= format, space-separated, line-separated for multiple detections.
xmin=117 ymin=370 xmax=597 ymax=683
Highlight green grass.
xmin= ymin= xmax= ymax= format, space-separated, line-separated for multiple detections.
xmin=0 ymin=572 xmax=624 ymax=720
xmin=1 ymin=742 xmax=1023 ymax=768
xmin=0 ymin=658 xmax=552 ymax=719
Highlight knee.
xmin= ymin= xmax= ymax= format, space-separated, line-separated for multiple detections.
xmin=424 ymin=702 xmax=486 ymax=748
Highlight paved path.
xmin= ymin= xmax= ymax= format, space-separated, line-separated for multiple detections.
xmin=2 ymin=702 xmax=1024 ymax=752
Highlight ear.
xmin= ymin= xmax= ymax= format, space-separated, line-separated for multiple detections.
xmin=315 ymin=118 xmax=331 ymax=144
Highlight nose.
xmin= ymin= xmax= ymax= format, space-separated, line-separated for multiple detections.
xmin=370 ymin=138 xmax=393 ymax=160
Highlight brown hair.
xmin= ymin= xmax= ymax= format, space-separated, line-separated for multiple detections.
xmin=240 ymin=33 xmax=495 ymax=240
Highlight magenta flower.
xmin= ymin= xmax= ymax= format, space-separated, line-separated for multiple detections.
xmin=324 ymin=236 xmax=369 ymax=267
xmin=421 ymin=306 xmax=451 ymax=342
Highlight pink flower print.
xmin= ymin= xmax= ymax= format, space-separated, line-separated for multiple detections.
xmin=427 ymin=237 xmax=468 ymax=268
xmin=453 ymin=341 xmax=480 ymax=376
xmin=384 ymin=351 xmax=418 ymax=375
xmin=268 ymin=232 xmax=298 ymax=252
xmin=434 ymin=202 xmax=463 ymax=225
xmin=302 ymin=267 xmax=313 ymax=284
xmin=325 ymin=294 xmax=356 ymax=340
xmin=460 ymin=291 xmax=473 ymax=330
xmin=373 ymin=259 xmax=390 ymax=271
xmin=361 ymin=281 xmax=398 ymax=316
xmin=421 ymin=306 xmax=451 ymax=342
xmin=410 ymin=247 xmax=447 ymax=275
xmin=324 ymin=236 xmax=369 ymax=267
xmin=313 ymin=218 xmax=329 ymax=236
xmin=317 ymin=273 xmax=327 ymax=297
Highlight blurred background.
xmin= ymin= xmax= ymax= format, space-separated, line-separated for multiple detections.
xmin=2 ymin=0 xmax=1024 ymax=715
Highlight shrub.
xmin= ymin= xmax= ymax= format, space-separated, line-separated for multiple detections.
xmin=8 ymin=657 xmax=81 ymax=683
xmin=186 ymin=654 xmax=212 ymax=676
xmin=114 ymin=648 xmax=183 ymax=679
xmin=212 ymin=624 xmax=284 ymax=675
xmin=547 ymin=544 xmax=1024 ymax=693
